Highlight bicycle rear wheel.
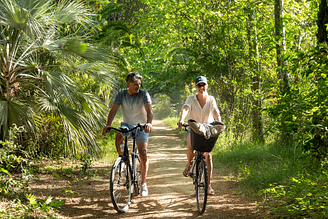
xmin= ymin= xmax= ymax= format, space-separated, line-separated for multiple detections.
xmin=196 ymin=156 xmax=208 ymax=214
xmin=110 ymin=157 xmax=132 ymax=213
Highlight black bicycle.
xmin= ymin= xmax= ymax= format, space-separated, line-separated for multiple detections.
xmin=106 ymin=123 xmax=145 ymax=213
xmin=182 ymin=122 xmax=220 ymax=214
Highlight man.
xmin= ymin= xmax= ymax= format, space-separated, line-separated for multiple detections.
xmin=102 ymin=72 xmax=153 ymax=197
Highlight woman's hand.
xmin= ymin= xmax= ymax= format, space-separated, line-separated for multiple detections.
xmin=177 ymin=121 xmax=184 ymax=131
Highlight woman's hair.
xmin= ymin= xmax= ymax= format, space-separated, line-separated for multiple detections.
xmin=126 ymin=72 xmax=143 ymax=83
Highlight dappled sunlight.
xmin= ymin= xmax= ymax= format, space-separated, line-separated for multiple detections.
xmin=29 ymin=119 xmax=259 ymax=218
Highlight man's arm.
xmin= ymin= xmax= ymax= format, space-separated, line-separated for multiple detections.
xmin=102 ymin=103 xmax=120 ymax=136
xmin=177 ymin=105 xmax=190 ymax=130
xmin=144 ymin=102 xmax=153 ymax=133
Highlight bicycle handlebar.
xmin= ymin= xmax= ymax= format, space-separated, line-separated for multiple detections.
xmin=106 ymin=123 xmax=146 ymax=133
xmin=177 ymin=123 xmax=189 ymax=131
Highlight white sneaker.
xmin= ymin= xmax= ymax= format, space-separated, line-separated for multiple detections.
xmin=140 ymin=183 xmax=148 ymax=197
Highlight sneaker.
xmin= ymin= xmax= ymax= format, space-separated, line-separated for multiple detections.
xmin=140 ymin=183 xmax=148 ymax=197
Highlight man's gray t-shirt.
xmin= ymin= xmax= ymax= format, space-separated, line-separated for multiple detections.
xmin=114 ymin=89 xmax=151 ymax=126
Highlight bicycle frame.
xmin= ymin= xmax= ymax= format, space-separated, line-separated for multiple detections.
xmin=108 ymin=124 xmax=144 ymax=213
xmin=181 ymin=123 xmax=208 ymax=215
xmin=122 ymin=131 xmax=139 ymax=192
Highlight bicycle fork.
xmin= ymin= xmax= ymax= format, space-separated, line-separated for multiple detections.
xmin=131 ymin=147 xmax=140 ymax=195
xmin=190 ymin=152 xmax=204 ymax=190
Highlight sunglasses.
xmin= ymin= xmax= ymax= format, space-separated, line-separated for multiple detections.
xmin=130 ymin=73 xmax=140 ymax=77
xmin=197 ymin=83 xmax=206 ymax=87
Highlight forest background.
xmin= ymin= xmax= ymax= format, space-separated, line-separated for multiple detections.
xmin=0 ymin=0 xmax=328 ymax=218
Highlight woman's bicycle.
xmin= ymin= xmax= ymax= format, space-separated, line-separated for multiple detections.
xmin=106 ymin=123 xmax=145 ymax=213
xmin=182 ymin=122 xmax=220 ymax=214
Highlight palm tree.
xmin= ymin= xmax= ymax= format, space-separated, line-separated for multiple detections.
xmin=0 ymin=0 xmax=118 ymax=154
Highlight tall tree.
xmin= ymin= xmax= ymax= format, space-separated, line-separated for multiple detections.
xmin=246 ymin=4 xmax=264 ymax=143
xmin=317 ymin=0 xmax=328 ymax=44
xmin=311 ymin=0 xmax=328 ymax=158
xmin=275 ymin=0 xmax=291 ymax=144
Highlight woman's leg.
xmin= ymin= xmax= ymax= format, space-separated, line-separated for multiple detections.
xmin=183 ymin=134 xmax=194 ymax=177
xmin=204 ymin=152 xmax=214 ymax=194
xmin=186 ymin=134 xmax=194 ymax=166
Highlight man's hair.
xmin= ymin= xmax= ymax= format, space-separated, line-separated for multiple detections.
xmin=126 ymin=72 xmax=143 ymax=83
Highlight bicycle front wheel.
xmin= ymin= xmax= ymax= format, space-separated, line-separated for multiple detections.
xmin=110 ymin=157 xmax=132 ymax=213
xmin=132 ymin=152 xmax=141 ymax=196
xmin=196 ymin=156 xmax=208 ymax=214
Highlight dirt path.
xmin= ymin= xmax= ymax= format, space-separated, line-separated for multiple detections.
xmin=30 ymin=119 xmax=260 ymax=218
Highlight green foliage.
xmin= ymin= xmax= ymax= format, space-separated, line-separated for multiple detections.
xmin=163 ymin=116 xmax=186 ymax=139
xmin=153 ymin=94 xmax=178 ymax=119
xmin=26 ymin=194 xmax=64 ymax=216
xmin=214 ymin=137 xmax=328 ymax=218
xmin=0 ymin=126 xmax=29 ymax=174
xmin=268 ymin=44 xmax=328 ymax=159
xmin=0 ymin=126 xmax=61 ymax=218
xmin=97 ymin=117 xmax=122 ymax=162
xmin=0 ymin=0 xmax=119 ymax=155
xmin=261 ymin=174 xmax=328 ymax=218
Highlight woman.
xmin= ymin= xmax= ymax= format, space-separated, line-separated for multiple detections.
xmin=177 ymin=76 xmax=221 ymax=195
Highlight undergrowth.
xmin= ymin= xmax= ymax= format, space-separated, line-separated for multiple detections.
xmin=164 ymin=116 xmax=328 ymax=218
xmin=0 ymin=126 xmax=64 ymax=218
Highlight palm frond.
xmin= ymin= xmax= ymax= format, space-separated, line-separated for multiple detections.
xmin=0 ymin=99 xmax=36 ymax=139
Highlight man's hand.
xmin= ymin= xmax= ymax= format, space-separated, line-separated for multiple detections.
xmin=102 ymin=125 xmax=111 ymax=136
xmin=144 ymin=123 xmax=152 ymax=133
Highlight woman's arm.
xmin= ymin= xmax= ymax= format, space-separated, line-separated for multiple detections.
xmin=177 ymin=105 xmax=190 ymax=130
xmin=213 ymin=108 xmax=221 ymax=122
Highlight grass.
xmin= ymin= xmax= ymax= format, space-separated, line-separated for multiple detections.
xmin=164 ymin=117 xmax=188 ymax=140
xmin=162 ymin=116 xmax=328 ymax=218
xmin=98 ymin=118 xmax=122 ymax=163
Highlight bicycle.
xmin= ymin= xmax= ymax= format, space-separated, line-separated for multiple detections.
xmin=106 ymin=123 xmax=145 ymax=213
xmin=181 ymin=122 xmax=220 ymax=215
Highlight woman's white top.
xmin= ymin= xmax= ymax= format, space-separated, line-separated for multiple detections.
xmin=183 ymin=94 xmax=218 ymax=123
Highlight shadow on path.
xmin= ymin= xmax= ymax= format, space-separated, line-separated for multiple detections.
xmin=30 ymin=119 xmax=260 ymax=218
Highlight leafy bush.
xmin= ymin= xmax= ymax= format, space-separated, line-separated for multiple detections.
xmin=268 ymin=46 xmax=328 ymax=160
xmin=260 ymin=173 xmax=328 ymax=218
xmin=0 ymin=125 xmax=62 ymax=218
xmin=214 ymin=137 xmax=328 ymax=218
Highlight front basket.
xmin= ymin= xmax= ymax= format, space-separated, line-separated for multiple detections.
xmin=190 ymin=129 xmax=218 ymax=152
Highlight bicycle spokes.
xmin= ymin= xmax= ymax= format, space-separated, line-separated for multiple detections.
xmin=110 ymin=158 xmax=132 ymax=213
xmin=196 ymin=157 xmax=208 ymax=215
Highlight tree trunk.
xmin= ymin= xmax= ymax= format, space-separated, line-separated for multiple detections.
xmin=247 ymin=6 xmax=264 ymax=143
xmin=275 ymin=0 xmax=288 ymax=92
xmin=313 ymin=0 xmax=328 ymax=159
xmin=317 ymin=0 xmax=328 ymax=44
xmin=275 ymin=0 xmax=291 ymax=144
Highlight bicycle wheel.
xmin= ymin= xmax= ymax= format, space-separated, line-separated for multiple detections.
xmin=110 ymin=157 xmax=132 ymax=213
xmin=196 ymin=156 xmax=208 ymax=214
xmin=132 ymin=149 xmax=141 ymax=196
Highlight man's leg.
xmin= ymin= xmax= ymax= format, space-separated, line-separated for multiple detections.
xmin=137 ymin=141 xmax=148 ymax=184
xmin=115 ymin=132 xmax=124 ymax=155
xmin=137 ymin=141 xmax=149 ymax=197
